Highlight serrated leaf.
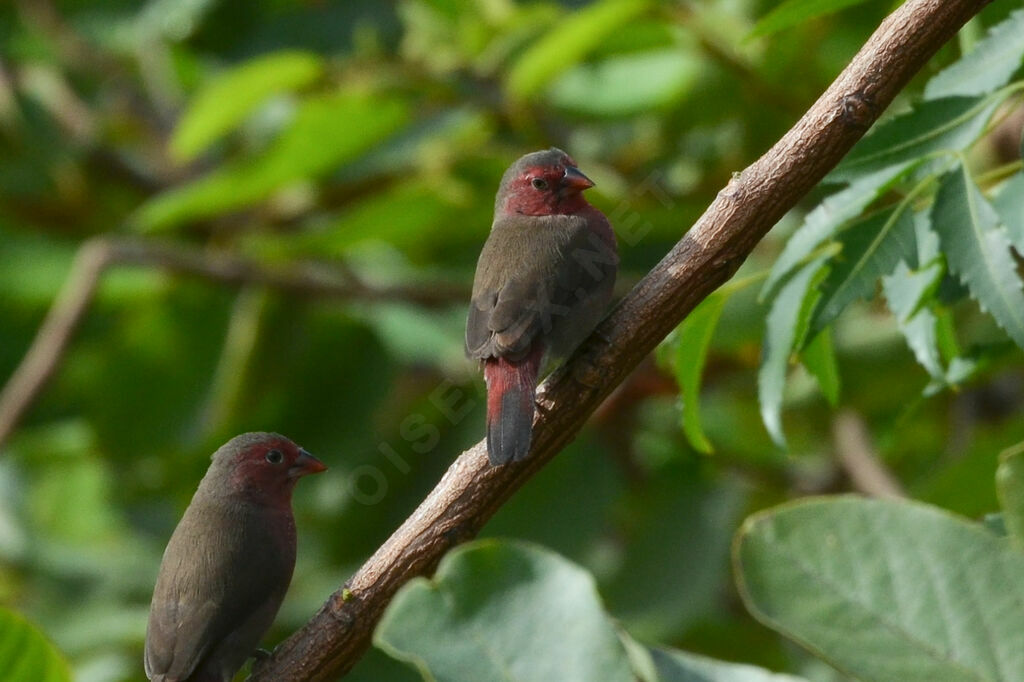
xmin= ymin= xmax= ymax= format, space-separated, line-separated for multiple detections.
xmin=996 ymin=445 xmax=1024 ymax=551
xmin=0 ymin=608 xmax=71 ymax=682
xmin=800 ymin=329 xmax=839 ymax=405
xmin=135 ymin=91 xmax=410 ymax=232
xmin=505 ymin=0 xmax=651 ymax=99
xmin=735 ymin=496 xmax=1024 ymax=682
xmin=932 ymin=163 xmax=1024 ymax=349
xmin=762 ymin=164 xmax=911 ymax=298
xmin=924 ymin=10 xmax=1024 ymax=100
xmin=828 ymin=96 xmax=1000 ymax=183
xmin=883 ymin=260 xmax=946 ymax=381
xmin=749 ymin=0 xmax=873 ymax=39
xmin=672 ymin=293 xmax=727 ymax=454
xmin=170 ymin=51 xmax=324 ymax=161
xmin=759 ymin=256 xmax=829 ymax=448
xmin=810 ymin=204 xmax=917 ymax=333
xmin=374 ymin=540 xmax=635 ymax=682
xmin=992 ymin=171 xmax=1024 ymax=254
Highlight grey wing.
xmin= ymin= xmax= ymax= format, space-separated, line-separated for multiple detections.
xmin=466 ymin=218 xmax=616 ymax=362
xmin=144 ymin=508 xmax=291 ymax=680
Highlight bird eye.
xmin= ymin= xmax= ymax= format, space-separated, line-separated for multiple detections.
xmin=531 ymin=178 xmax=548 ymax=190
xmin=265 ymin=449 xmax=284 ymax=464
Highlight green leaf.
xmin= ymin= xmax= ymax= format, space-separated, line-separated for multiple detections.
xmin=883 ymin=260 xmax=946 ymax=382
xmin=800 ymin=329 xmax=839 ymax=406
xmin=0 ymin=608 xmax=71 ymax=682
xmin=374 ymin=540 xmax=635 ymax=682
xmin=672 ymin=293 xmax=727 ymax=454
xmin=810 ymin=203 xmax=917 ymax=333
xmin=505 ymin=0 xmax=651 ymax=99
xmin=828 ymin=96 xmax=1000 ymax=183
xmin=548 ymin=48 xmax=700 ymax=117
xmin=758 ymin=256 xmax=829 ymax=448
xmin=646 ymin=646 xmax=809 ymax=682
xmin=762 ymin=164 xmax=910 ymax=299
xmin=996 ymin=444 xmax=1024 ymax=551
xmin=924 ymin=10 xmax=1024 ymax=100
xmin=135 ymin=90 xmax=410 ymax=232
xmin=932 ymin=163 xmax=1024 ymax=349
xmin=170 ymin=51 xmax=324 ymax=161
xmin=992 ymin=171 xmax=1024 ymax=254
xmin=735 ymin=496 xmax=1024 ymax=682
xmin=749 ymin=0 xmax=874 ymax=39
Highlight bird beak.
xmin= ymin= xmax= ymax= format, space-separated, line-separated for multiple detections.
xmin=289 ymin=448 xmax=327 ymax=478
xmin=562 ymin=165 xmax=594 ymax=191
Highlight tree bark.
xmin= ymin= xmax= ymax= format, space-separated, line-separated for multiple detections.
xmin=248 ymin=0 xmax=993 ymax=679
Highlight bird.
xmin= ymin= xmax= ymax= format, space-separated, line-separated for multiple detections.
xmin=144 ymin=432 xmax=326 ymax=682
xmin=466 ymin=148 xmax=618 ymax=465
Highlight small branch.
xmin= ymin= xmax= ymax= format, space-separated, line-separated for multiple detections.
xmin=833 ymin=410 xmax=906 ymax=499
xmin=0 ymin=238 xmax=467 ymax=449
xmin=249 ymin=0 xmax=990 ymax=679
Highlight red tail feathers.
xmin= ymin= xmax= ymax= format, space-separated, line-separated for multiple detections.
xmin=483 ymin=348 xmax=542 ymax=464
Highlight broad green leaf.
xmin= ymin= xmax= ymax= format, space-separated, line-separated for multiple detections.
xmin=762 ymin=164 xmax=910 ymax=298
xmin=758 ymin=256 xmax=829 ymax=448
xmin=883 ymin=261 xmax=946 ymax=382
xmin=996 ymin=445 xmax=1024 ymax=551
xmin=170 ymin=51 xmax=324 ymax=161
xmin=672 ymin=293 xmax=727 ymax=454
xmin=0 ymin=608 xmax=71 ymax=682
xmin=135 ymin=90 xmax=410 ymax=231
xmin=828 ymin=96 xmax=1000 ymax=183
xmin=505 ymin=0 xmax=651 ymax=99
xmin=749 ymin=0 xmax=873 ymax=39
xmin=646 ymin=646 xmax=809 ymax=682
xmin=735 ymin=496 xmax=1024 ymax=682
xmin=932 ymin=163 xmax=1024 ymax=349
xmin=924 ymin=10 xmax=1024 ymax=100
xmin=992 ymin=171 xmax=1024 ymax=254
xmin=800 ymin=329 xmax=839 ymax=406
xmin=374 ymin=540 xmax=635 ymax=682
xmin=548 ymin=49 xmax=699 ymax=117
xmin=810 ymin=204 xmax=917 ymax=333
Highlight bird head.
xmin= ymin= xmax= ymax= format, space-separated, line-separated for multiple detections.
xmin=495 ymin=148 xmax=595 ymax=217
xmin=210 ymin=432 xmax=326 ymax=506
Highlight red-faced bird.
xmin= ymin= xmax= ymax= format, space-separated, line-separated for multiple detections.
xmin=466 ymin=149 xmax=618 ymax=465
xmin=144 ymin=432 xmax=326 ymax=682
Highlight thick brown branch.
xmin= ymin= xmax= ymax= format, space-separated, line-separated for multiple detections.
xmin=0 ymin=238 xmax=467 ymax=449
xmin=249 ymin=0 xmax=991 ymax=679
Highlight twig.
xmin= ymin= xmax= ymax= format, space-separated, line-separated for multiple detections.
xmin=248 ymin=0 xmax=991 ymax=679
xmin=833 ymin=410 xmax=906 ymax=499
xmin=0 ymin=237 xmax=467 ymax=449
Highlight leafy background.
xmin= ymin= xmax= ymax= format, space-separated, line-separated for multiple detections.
xmin=1 ymin=0 xmax=1024 ymax=680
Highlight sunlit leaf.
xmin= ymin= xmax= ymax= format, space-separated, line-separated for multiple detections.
xmin=0 ymin=608 xmax=71 ymax=682
xmin=735 ymin=497 xmax=1024 ymax=681
xmin=170 ymin=51 xmax=324 ymax=161
xmin=505 ymin=0 xmax=651 ymax=99
xmin=828 ymin=96 xmax=1001 ymax=183
xmin=749 ymin=0 xmax=874 ymax=39
xmin=992 ymin=171 xmax=1024 ymax=254
xmin=375 ymin=540 xmax=635 ymax=682
xmin=800 ymin=329 xmax=839 ymax=406
xmin=883 ymin=260 xmax=946 ymax=382
xmin=996 ymin=445 xmax=1024 ymax=551
xmin=924 ymin=10 xmax=1024 ymax=100
xmin=932 ymin=163 xmax=1024 ymax=349
xmin=672 ymin=293 xmax=727 ymax=454
xmin=135 ymin=90 xmax=410 ymax=232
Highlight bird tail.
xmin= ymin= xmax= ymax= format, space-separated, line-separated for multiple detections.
xmin=484 ymin=350 xmax=541 ymax=465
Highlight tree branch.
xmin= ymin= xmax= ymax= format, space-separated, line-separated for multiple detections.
xmin=249 ymin=0 xmax=991 ymax=679
xmin=0 ymin=237 xmax=467 ymax=449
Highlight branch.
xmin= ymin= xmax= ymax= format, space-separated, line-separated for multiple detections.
xmin=833 ymin=409 xmax=906 ymax=499
xmin=249 ymin=0 xmax=991 ymax=679
xmin=0 ymin=238 xmax=467 ymax=449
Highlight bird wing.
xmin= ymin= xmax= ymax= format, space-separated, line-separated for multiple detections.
xmin=144 ymin=502 xmax=293 ymax=681
xmin=466 ymin=214 xmax=617 ymax=361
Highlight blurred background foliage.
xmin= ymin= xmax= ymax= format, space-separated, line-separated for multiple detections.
xmin=0 ymin=0 xmax=1023 ymax=680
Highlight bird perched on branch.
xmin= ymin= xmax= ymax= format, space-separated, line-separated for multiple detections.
xmin=144 ymin=432 xmax=326 ymax=682
xmin=466 ymin=149 xmax=618 ymax=465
